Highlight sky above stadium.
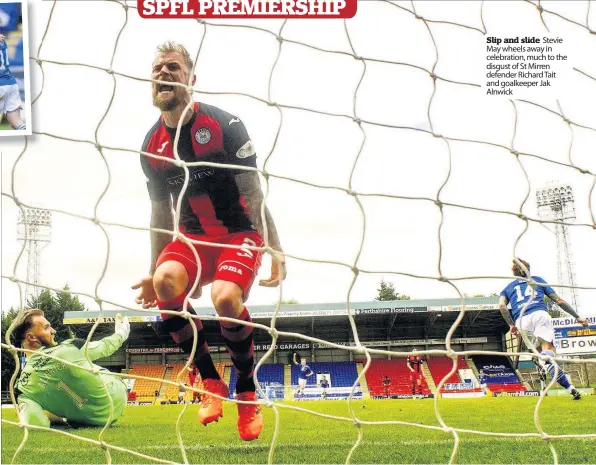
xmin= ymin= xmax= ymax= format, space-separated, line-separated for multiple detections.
xmin=2 ymin=0 xmax=596 ymax=317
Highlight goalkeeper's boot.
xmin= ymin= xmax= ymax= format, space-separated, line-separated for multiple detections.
xmin=198 ymin=379 xmax=229 ymax=425
xmin=570 ymin=388 xmax=582 ymax=401
xmin=236 ymin=391 xmax=263 ymax=441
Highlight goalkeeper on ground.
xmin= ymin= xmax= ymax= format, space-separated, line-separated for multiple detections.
xmin=12 ymin=308 xmax=130 ymax=427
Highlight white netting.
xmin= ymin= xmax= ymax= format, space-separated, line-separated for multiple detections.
xmin=2 ymin=1 xmax=596 ymax=464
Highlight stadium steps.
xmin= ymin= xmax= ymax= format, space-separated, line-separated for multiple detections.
xmin=166 ymin=364 xmax=196 ymax=401
xmin=223 ymin=365 xmax=232 ymax=386
xmin=465 ymin=358 xmax=480 ymax=377
xmin=465 ymin=358 xmax=485 ymax=386
xmin=506 ymin=356 xmax=532 ymax=389
xmin=159 ymin=366 xmax=174 ymax=398
xmin=516 ymin=368 xmax=533 ymax=391
xmin=421 ymin=362 xmax=437 ymax=394
xmin=356 ymin=362 xmax=370 ymax=399
xmin=284 ymin=364 xmax=292 ymax=400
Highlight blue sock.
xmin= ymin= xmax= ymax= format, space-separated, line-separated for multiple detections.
xmin=16 ymin=124 xmax=25 ymax=130
xmin=541 ymin=350 xmax=571 ymax=389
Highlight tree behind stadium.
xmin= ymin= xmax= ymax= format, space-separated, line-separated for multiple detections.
xmin=375 ymin=279 xmax=410 ymax=301
xmin=1 ymin=286 xmax=87 ymax=391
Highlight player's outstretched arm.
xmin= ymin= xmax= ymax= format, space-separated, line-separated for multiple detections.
xmin=18 ymin=397 xmax=51 ymax=428
xmin=148 ymin=199 xmax=174 ymax=275
xmin=546 ymin=292 xmax=589 ymax=327
xmin=132 ymin=198 xmax=173 ymax=308
xmin=79 ymin=315 xmax=130 ymax=361
xmin=499 ymin=296 xmax=517 ymax=334
xmin=234 ymin=171 xmax=286 ymax=287
xmin=292 ymin=352 xmax=298 ymax=365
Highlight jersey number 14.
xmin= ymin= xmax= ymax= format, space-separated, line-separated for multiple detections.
xmin=514 ymin=284 xmax=534 ymax=303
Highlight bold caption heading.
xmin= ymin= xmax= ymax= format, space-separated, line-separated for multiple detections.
xmin=138 ymin=0 xmax=357 ymax=18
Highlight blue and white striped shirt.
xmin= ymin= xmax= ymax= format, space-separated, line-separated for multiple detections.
xmin=0 ymin=40 xmax=17 ymax=86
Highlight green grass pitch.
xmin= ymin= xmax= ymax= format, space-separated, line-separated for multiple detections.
xmin=0 ymin=123 xmax=11 ymax=130
xmin=2 ymin=397 xmax=595 ymax=464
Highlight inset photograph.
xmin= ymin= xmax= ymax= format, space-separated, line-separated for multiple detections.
xmin=0 ymin=0 xmax=31 ymax=136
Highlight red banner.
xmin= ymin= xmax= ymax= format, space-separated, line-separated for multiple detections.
xmin=138 ymin=0 xmax=357 ymax=19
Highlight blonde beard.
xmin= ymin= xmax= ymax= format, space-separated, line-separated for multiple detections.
xmin=152 ymin=86 xmax=184 ymax=112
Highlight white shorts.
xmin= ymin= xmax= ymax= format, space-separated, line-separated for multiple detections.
xmin=298 ymin=378 xmax=306 ymax=389
xmin=516 ymin=310 xmax=554 ymax=345
xmin=0 ymin=84 xmax=22 ymax=114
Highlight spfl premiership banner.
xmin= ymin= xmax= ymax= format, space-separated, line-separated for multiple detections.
xmin=138 ymin=0 xmax=357 ymax=19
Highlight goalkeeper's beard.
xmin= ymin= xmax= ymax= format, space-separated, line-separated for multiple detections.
xmin=152 ymin=85 xmax=183 ymax=112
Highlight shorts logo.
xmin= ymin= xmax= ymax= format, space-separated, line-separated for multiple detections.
xmin=220 ymin=264 xmax=243 ymax=275
xmin=195 ymin=127 xmax=211 ymax=145
xmin=238 ymin=237 xmax=257 ymax=258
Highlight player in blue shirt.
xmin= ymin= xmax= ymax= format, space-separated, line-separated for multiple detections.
xmin=292 ymin=352 xmax=313 ymax=396
xmin=477 ymin=370 xmax=487 ymax=394
xmin=499 ymin=259 xmax=588 ymax=400
xmin=0 ymin=34 xmax=26 ymax=130
xmin=319 ymin=375 xmax=329 ymax=399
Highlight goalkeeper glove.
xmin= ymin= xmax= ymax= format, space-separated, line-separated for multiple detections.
xmin=115 ymin=313 xmax=130 ymax=341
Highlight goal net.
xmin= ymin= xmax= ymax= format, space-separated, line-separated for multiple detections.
xmin=2 ymin=1 xmax=596 ymax=464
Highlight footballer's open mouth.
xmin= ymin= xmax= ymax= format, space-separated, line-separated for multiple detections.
xmin=157 ymin=83 xmax=175 ymax=94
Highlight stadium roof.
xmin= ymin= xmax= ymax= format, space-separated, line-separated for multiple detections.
xmin=63 ymin=297 xmax=508 ymax=346
xmin=63 ymin=296 xmax=501 ymax=323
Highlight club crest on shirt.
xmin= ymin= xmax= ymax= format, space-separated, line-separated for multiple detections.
xmin=195 ymin=127 xmax=211 ymax=145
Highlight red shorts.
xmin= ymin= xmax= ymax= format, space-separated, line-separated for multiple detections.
xmin=410 ymin=371 xmax=423 ymax=381
xmin=156 ymin=231 xmax=263 ymax=301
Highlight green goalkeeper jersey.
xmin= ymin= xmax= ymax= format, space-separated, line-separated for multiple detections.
xmin=15 ymin=333 xmax=128 ymax=428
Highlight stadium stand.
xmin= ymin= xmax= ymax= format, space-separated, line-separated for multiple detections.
xmin=164 ymin=364 xmax=191 ymax=401
xmin=291 ymin=361 xmax=359 ymax=388
xmin=364 ymin=358 xmax=431 ymax=397
xmin=426 ymin=356 xmax=469 ymax=385
xmin=229 ymin=363 xmax=285 ymax=399
xmin=165 ymin=362 xmax=228 ymax=401
xmin=472 ymin=355 xmax=526 ymax=392
xmin=64 ymin=298 xmax=595 ymax=403
xmin=128 ymin=365 xmax=166 ymax=398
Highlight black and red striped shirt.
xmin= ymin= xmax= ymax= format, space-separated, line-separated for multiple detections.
xmin=408 ymin=355 xmax=422 ymax=373
xmin=141 ymin=102 xmax=258 ymax=236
